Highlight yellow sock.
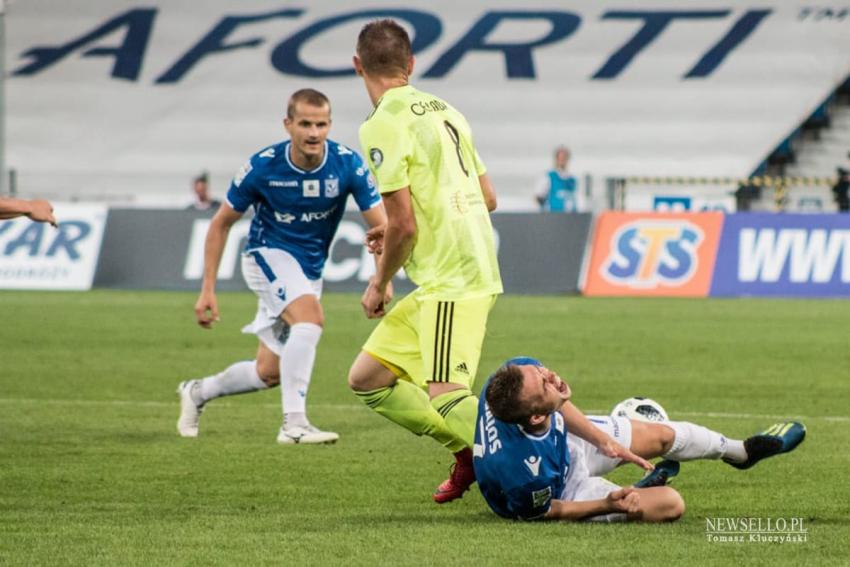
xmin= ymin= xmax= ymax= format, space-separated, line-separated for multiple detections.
xmin=431 ymin=389 xmax=478 ymax=448
xmin=354 ymin=380 xmax=466 ymax=452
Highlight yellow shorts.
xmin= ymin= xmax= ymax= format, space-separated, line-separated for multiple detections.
xmin=363 ymin=290 xmax=497 ymax=389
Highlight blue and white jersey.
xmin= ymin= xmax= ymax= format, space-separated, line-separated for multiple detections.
xmin=473 ymin=380 xmax=570 ymax=521
xmin=226 ymin=139 xmax=381 ymax=280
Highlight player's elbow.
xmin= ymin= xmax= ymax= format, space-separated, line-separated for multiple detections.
xmin=485 ymin=194 xmax=497 ymax=212
xmin=390 ymin=218 xmax=417 ymax=241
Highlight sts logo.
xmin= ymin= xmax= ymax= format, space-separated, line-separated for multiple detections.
xmin=601 ymin=221 xmax=703 ymax=288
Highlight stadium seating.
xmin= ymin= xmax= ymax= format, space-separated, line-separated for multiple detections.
xmin=6 ymin=1 xmax=850 ymax=210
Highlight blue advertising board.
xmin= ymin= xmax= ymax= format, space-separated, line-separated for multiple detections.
xmin=711 ymin=214 xmax=850 ymax=297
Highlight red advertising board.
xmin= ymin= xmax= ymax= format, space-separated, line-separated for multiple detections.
xmin=583 ymin=212 xmax=724 ymax=297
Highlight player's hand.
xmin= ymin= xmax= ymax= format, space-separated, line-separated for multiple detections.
xmin=195 ymin=291 xmax=220 ymax=329
xmin=27 ymin=200 xmax=58 ymax=227
xmin=606 ymin=487 xmax=641 ymax=514
xmin=361 ymin=276 xmax=387 ymax=319
xmin=598 ymin=438 xmax=654 ymax=472
xmin=365 ymin=224 xmax=386 ymax=255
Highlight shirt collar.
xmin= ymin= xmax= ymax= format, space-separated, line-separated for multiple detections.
xmin=284 ymin=141 xmax=329 ymax=174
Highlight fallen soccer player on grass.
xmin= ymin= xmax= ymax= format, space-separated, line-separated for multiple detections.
xmin=472 ymin=357 xmax=806 ymax=522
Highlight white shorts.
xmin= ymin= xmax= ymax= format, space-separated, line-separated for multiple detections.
xmin=561 ymin=415 xmax=633 ymax=523
xmin=240 ymin=247 xmax=323 ymax=356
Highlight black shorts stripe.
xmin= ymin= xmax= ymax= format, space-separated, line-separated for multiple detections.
xmin=431 ymin=301 xmax=458 ymax=382
xmin=443 ymin=302 xmax=455 ymax=382
xmin=433 ymin=302 xmax=445 ymax=382
xmin=438 ymin=302 xmax=450 ymax=381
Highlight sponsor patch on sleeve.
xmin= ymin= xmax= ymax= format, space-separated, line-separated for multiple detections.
xmin=233 ymin=160 xmax=253 ymax=188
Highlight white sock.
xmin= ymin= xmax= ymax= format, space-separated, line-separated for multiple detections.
xmin=194 ymin=361 xmax=267 ymax=405
xmin=663 ymin=421 xmax=746 ymax=462
xmin=279 ymin=323 xmax=322 ymax=427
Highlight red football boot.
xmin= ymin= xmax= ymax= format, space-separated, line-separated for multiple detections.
xmin=433 ymin=448 xmax=475 ymax=504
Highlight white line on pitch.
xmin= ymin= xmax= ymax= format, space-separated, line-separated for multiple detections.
xmin=0 ymin=398 xmax=846 ymax=422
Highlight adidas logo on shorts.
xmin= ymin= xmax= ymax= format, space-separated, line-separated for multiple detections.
xmin=454 ymin=362 xmax=469 ymax=375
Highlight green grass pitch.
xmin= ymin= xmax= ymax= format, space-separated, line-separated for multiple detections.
xmin=1 ymin=290 xmax=849 ymax=565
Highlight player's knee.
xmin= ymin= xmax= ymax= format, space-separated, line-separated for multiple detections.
xmin=303 ymin=313 xmax=324 ymax=327
xmin=347 ymin=359 xmax=372 ymax=392
xmin=260 ymin=374 xmax=280 ymax=387
xmin=347 ymin=366 xmax=365 ymax=391
xmin=662 ymin=488 xmax=685 ymax=522
xmin=255 ymin=361 xmax=280 ymax=386
xmin=658 ymin=423 xmax=676 ymax=454
xmin=348 ymin=353 xmax=395 ymax=392
xmin=348 ymin=366 xmax=380 ymax=392
xmin=285 ymin=296 xmax=324 ymax=327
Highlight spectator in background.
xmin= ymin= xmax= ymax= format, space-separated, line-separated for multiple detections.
xmin=187 ymin=172 xmax=221 ymax=211
xmin=535 ymin=146 xmax=584 ymax=212
xmin=735 ymin=181 xmax=761 ymax=212
xmin=0 ymin=197 xmax=57 ymax=226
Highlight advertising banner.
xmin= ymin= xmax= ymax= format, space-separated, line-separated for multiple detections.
xmin=10 ymin=1 xmax=850 ymax=206
xmin=95 ymin=210 xmax=591 ymax=294
xmin=0 ymin=203 xmax=107 ymax=290
xmin=625 ymin=187 xmax=737 ymax=213
xmin=711 ymin=213 xmax=850 ymax=297
xmin=0 ymin=203 xmax=106 ymax=290
xmin=583 ymin=212 xmax=724 ymax=297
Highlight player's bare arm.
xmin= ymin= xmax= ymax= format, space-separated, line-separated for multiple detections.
xmin=361 ymin=187 xmax=415 ymax=319
xmin=195 ymin=203 xmax=243 ymax=328
xmin=361 ymin=203 xmax=393 ymax=306
xmin=0 ymin=197 xmax=58 ymax=226
xmin=543 ymin=488 xmax=641 ymax=521
xmin=558 ymin=399 xmax=654 ymax=471
xmin=478 ymin=173 xmax=497 ymax=212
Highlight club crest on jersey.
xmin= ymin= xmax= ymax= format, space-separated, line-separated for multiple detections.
xmin=302 ymin=179 xmax=320 ymax=198
xmin=325 ymin=178 xmax=339 ymax=198
xmin=369 ymin=148 xmax=383 ymax=169
xmin=602 ymin=221 xmax=703 ymax=287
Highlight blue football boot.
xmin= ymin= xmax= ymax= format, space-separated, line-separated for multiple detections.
xmin=727 ymin=421 xmax=806 ymax=470
xmin=634 ymin=459 xmax=680 ymax=488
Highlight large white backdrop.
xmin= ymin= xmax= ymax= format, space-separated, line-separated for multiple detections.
xmin=7 ymin=0 xmax=850 ymax=207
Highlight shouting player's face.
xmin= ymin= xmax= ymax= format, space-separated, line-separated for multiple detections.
xmin=284 ymin=102 xmax=331 ymax=169
xmin=517 ymin=364 xmax=571 ymax=417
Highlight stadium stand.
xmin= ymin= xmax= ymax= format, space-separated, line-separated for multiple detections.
xmin=6 ymin=1 xmax=850 ymax=210
xmin=782 ymin=99 xmax=850 ymax=212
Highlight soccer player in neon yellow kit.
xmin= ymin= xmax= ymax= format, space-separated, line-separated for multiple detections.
xmin=347 ymin=19 xmax=502 ymax=503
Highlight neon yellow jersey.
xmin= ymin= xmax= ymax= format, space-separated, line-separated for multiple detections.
xmin=359 ymin=85 xmax=503 ymax=299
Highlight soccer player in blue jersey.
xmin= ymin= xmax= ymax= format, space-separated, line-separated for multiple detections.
xmin=474 ymin=358 xmax=806 ymax=521
xmin=177 ymin=89 xmax=387 ymax=444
